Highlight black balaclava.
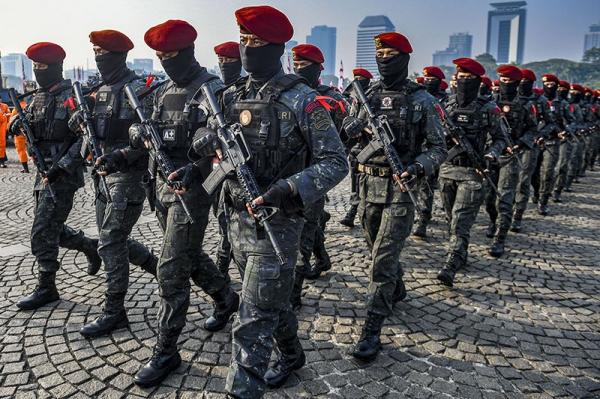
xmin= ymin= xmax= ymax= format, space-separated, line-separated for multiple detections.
xmin=570 ymin=91 xmax=582 ymax=103
xmin=518 ymin=79 xmax=534 ymax=97
xmin=456 ymin=76 xmax=481 ymax=107
xmin=161 ymin=45 xmax=203 ymax=87
xmin=543 ymin=85 xmax=557 ymax=100
xmin=376 ymin=53 xmax=410 ymax=89
xmin=479 ymin=84 xmax=491 ymax=96
xmin=295 ymin=63 xmax=321 ymax=89
xmin=500 ymin=80 xmax=519 ymax=101
xmin=219 ymin=59 xmax=242 ymax=85
xmin=558 ymin=88 xmax=568 ymax=101
xmin=424 ymin=79 xmax=440 ymax=96
xmin=240 ymin=43 xmax=284 ymax=83
xmin=95 ymin=52 xmax=128 ymax=85
xmin=34 ymin=62 xmax=63 ymax=89
xmin=584 ymin=93 xmax=592 ymax=103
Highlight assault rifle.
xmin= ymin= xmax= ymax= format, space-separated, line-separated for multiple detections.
xmin=8 ymin=88 xmax=56 ymax=202
xmin=72 ymin=81 xmax=112 ymax=203
xmin=200 ymin=83 xmax=286 ymax=266
xmin=124 ymin=83 xmax=195 ymax=223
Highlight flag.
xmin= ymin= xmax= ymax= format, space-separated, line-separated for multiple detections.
xmin=338 ymin=60 xmax=344 ymax=92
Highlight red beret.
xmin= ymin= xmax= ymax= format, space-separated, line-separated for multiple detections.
xmin=214 ymin=41 xmax=240 ymax=58
xmin=90 ymin=30 xmax=134 ymax=52
xmin=423 ymin=66 xmax=445 ymax=80
xmin=440 ymin=80 xmax=448 ymax=91
xmin=493 ymin=80 xmax=500 ymax=87
xmin=144 ymin=20 xmax=197 ymax=52
xmin=533 ymin=87 xmax=544 ymax=95
xmin=542 ymin=74 xmax=559 ymax=83
xmin=570 ymin=84 xmax=584 ymax=92
xmin=26 ymin=42 xmax=66 ymax=64
xmin=496 ymin=65 xmax=522 ymax=81
xmin=235 ymin=5 xmax=293 ymax=44
xmin=374 ymin=32 xmax=413 ymax=54
xmin=416 ymin=76 xmax=424 ymax=83
xmin=584 ymin=87 xmax=593 ymax=94
xmin=481 ymin=76 xmax=492 ymax=89
xmin=520 ymin=68 xmax=536 ymax=81
xmin=353 ymin=68 xmax=373 ymax=79
xmin=292 ymin=44 xmax=324 ymax=64
xmin=559 ymin=80 xmax=570 ymax=89
xmin=594 ymin=90 xmax=600 ymax=97
xmin=453 ymin=58 xmax=485 ymax=77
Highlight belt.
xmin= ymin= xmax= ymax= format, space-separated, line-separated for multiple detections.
xmin=357 ymin=164 xmax=392 ymax=177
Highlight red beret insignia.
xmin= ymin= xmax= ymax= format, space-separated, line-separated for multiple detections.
xmin=374 ymin=32 xmax=413 ymax=54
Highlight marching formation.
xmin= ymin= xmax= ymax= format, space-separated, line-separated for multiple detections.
xmin=3 ymin=5 xmax=599 ymax=399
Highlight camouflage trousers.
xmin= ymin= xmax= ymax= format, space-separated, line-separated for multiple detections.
xmin=494 ymin=156 xmax=519 ymax=232
xmin=566 ymin=140 xmax=585 ymax=187
xmin=31 ymin=183 xmax=91 ymax=273
xmin=226 ymin=207 xmax=303 ymax=399
xmin=534 ymin=143 xmax=559 ymax=200
xmin=154 ymin=193 xmax=226 ymax=336
xmin=514 ymin=148 xmax=540 ymax=213
xmin=213 ymin=188 xmax=232 ymax=268
xmin=415 ymin=170 xmax=438 ymax=227
xmin=359 ymin=198 xmax=414 ymax=317
xmin=439 ymin=173 xmax=485 ymax=270
xmin=553 ymin=140 xmax=572 ymax=193
xmin=95 ymin=180 xmax=154 ymax=297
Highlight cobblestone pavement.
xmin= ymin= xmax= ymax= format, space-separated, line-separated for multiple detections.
xmin=1 ymin=149 xmax=599 ymax=399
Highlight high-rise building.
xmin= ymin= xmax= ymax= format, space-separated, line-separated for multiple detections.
xmin=584 ymin=23 xmax=600 ymax=54
xmin=307 ymin=25 xmax=337 ymax=75
xmin=133 ymin=58 xmax=154 ymax=75
xmin=486 ymin=2 xmax=527 ymax=64
xmin=432 ymin=33 xmax=473 ymax=66
xmin=355 ymin=15 xmax=395 ymax=77
xmin=0 ymin=53 xmax=33 ymax=81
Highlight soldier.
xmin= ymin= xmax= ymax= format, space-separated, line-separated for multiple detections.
xmin=68 ymin=30 xmax=160 ymax=338
xmin=582 ymin=88 xmax=596 ymax=173
xmin=479 ymin=76 xmax=493 ymax=99
xmin=189 ymin=6 xmax=347 ymax=397
xmin=531 ymin=74 xmax=565 ymax=215
xmin=342 ymin=32 xmax=447 ymax=360
xmin=289 ymin=43 xmax=347 ymax=298
xmin=511 ymin=69 xmax=550 ymax=231
xmin=589 ymin=90 xmax=600 ymax=170
xmin=552 ymin=80 xmax=578 ymax=202
xmin=437 ymin=58 xmax=506 ymax=287
xmin=564 ymin=84 xmax=586 ymax=192
xmin=488 ymin=65 xmax=537 ymax=257
xmin=215 ymin=41 xmax=242 ymax=85
xmin=10 ymin=42 xmax=101 ymax=310
xmin=340 ymin=67 xmax=373 ymax=228
xmin=98 ymin=20 xmax=239 ymax=387
xmin=413 ymin=65 xmax=447 ymax=239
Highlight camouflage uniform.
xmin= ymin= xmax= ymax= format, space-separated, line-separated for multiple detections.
xmin=352 ymin=80 xmax=446 ymax=317
xmin=438 ymin=95 xmax=506 ymax=283
xmin=221 ymin=72 xmax=348 ymax=398
xmin=15 ymin=79 xmax=99 ymax=309
xmin=564 ymin=102 xmax=585 ymax=191
xmin=553 ymin=101 xmax=579 ymax=200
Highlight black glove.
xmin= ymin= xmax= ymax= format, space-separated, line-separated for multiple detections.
xmin=192 ymin=128 xmax=219 ymax=158
xmin=67 ymin=110 xmax=84 ymax=133
xmin=96 ymin=150 xmax=126 ymax=175
xmin=342 ymin=116 xmax=366 ymax=138
xmin=260 ymin=179 xmax=293 ymax=209
xmin=170 ymin=163 xmax=201 ymax=191
xmin=404 ymin=162 xmax=425 ymax=179
xmin=9 ymin=117 xmax=23 ymax=136
xmin=45 ymin=165 xmax=65 ymax=184
xmin=484 ymin=151 xmax=497 ymax=162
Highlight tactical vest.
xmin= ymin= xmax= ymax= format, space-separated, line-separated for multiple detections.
xmin=496 ymin=98 xmax=526 ymax=140
xmin=92 ymin=74 xmax=139 ymax=151
xmin=365 ymin=85 xmax=425 ymax=165
xmin=225 ymin=74 xmax=309 ymax=187
xmin=446 ymin=98 xmax=490 ymax=166
xmin=548 ymin=98 xmax=565 ymax=131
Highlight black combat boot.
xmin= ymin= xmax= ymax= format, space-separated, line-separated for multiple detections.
xmin=552 ymin=190 xmax=562 ymax=203
xmin=538 ymin=196 xmax=549 ymax=216
xmin=140 ymin=254 xmax=158 ymax=277
xmin=0 ymin=160 xmax=6 ymax=168
xmin=437 ymin=254 xmax=462 ymax=287
xmin=392 ymin=278 xmax=406 ymax=303
xmin=412 ymin=221 xmax=427 ymax=239
xmin=531 ymin=195 xmax=538 ymax=204
xmin=485 ymin=221 xmax=497 ymax=238
xmin=16 ymin=272 xmax=60 ymax=310
xmin=83 ymin=238 xmax=102 ymax=276
xmin=489 ymin=230 xmax=507 ymax=258
xmin=510 ymin=210 xmax=524 ymax=233
xmin=134 ymin=330 xmax=182 ymax=387
xmin=264 ymin=336 xmax=306 ymax=388
xmin=352 ymin=312 xmax=385 ymax=361
xmin=215 ymin=253 xmax=231 ymax=284
xmin=204 ymin=286 xmax=239 ymax=332
xmin=80 ymin=294 xmax=129 ymax=338
xmin=305 ymin=248 xmax=331 ymax=280
xmin=21 ymin=162 xmax=30 ymax=173
xmin=339 ymin=204 xmax=357 ymax=228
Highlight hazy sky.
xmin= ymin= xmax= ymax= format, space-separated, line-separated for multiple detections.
xmin=1 ymin=0 xmax=598 ymax=75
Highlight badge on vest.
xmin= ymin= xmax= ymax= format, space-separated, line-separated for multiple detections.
xmin=97 ymin=92 xmax=109 ymax=103
xmin=456 ymin=114 xmax=471 ymax=123
xmin=163 ymin=129 xmax=176 ymax=142
xmin=502 ymin=105 xmax=511 ymax=113
xmin=240 ymin=110 xmax=252 ymax=126
xmin=381 ymin=97 xmax=393 ymax=110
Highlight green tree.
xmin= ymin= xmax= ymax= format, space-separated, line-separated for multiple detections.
xmin=582 ymin=47 xmax=600 ymax=64
xmin=475 ymin=53 xmax=498 ymax=79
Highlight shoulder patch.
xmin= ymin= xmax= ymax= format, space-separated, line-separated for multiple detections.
xmin=309 ymin=106 xmax=332 ymax=131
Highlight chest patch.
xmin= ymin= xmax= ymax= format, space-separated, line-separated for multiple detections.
xmin=239 ymin=110 xmax=252 ymax=126
xmin=456 ymin=114 xmax=471 ymax=123
xmin=502 ymin=105 xmax=511 ymax=113
xmin=163 ymin=128 xmax=176 ymax=141
xmin=97 ymin=92 xmax=109 ymax=103
xmin=381 ymin=96 xmax=393 ymax=110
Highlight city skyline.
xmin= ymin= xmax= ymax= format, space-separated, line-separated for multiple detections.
xmin=0 ymin=0 xmax=598 ymax=78
xmin=307 ymin=25 xmax=337 ymax=76
xmin=486 ymin=1 xmax=527 ymax=64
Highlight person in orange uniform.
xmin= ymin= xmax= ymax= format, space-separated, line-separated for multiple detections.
xmin=11 ymin=100 xmax=31 ymax=172
xmin=0 ymin=101 xmax=10 ymax=168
